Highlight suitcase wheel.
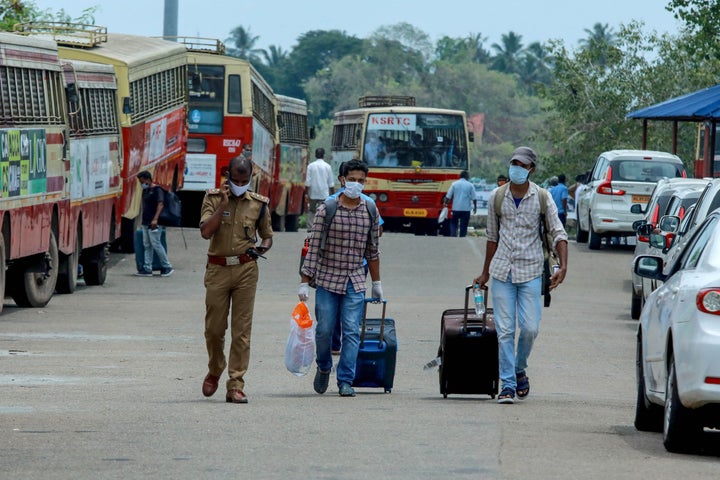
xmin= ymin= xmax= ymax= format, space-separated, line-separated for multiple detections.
xmin=443 ymin=393 xmax=448 ymax=399
xmin=384 ymin=388 xmax=391 ymax=393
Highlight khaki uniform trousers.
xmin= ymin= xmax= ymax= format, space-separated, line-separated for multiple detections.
xmin=204 ymin=261 xmax=259 ymax=391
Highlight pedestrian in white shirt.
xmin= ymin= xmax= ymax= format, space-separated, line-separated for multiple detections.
xmin=305 ymin=148 xmax=335 ymax=230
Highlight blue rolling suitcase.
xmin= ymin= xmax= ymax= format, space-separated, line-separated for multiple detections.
xmin=134 ymin=228 xmax=168 ymax=272
xmin=352 ymin=299 xmax=397 ymax=393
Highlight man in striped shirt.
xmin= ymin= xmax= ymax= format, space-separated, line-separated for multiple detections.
xmin=298 ymin=160 xmax=383 ymax=398
xmin=474 ymin=147 xmax=568 ymax=404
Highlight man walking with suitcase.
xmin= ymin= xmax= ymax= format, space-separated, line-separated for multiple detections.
xmin=298 ymin=159 xmax=383 ymax=397
xmin=474 ymin=147 xmax=568 ymax=404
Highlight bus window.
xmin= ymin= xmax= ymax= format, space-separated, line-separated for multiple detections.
xmin=188 ymin=65 xmax=224 ymax=134
xmin=228 ymin=74 xmax=242 ymax=114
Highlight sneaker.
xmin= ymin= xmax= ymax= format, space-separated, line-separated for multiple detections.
xmin=338 ymin=383 xmax=356 ymax=397
xmin=313 ymin=368 xmax=330 ymax=394
xmin=134 ymin=269 xmax=153 ymax=277
xmin=160 ymin=268 xmax=174 ymax=277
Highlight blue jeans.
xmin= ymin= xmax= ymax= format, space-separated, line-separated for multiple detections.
xmin=449 ymin=210 xmax=471 ymax=237
xmin=315 ymin=282 xmax=364 ymax=386
xmin=141 ymin=225 xmax=172 ymax=271
xmin=491 ymin=272 xmax=542 ymax=393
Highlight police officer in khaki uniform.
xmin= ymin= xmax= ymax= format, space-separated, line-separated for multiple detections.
xmin=199 ymin=156 xmax=273 ymax=404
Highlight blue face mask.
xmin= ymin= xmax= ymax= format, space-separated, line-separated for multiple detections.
xmin=141 ymin=182 xmax=150 ymax=190
xmin=508 ymin=165 xmax=530 ymax=185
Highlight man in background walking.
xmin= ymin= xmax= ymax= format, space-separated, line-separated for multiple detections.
xmin=443 ymin=170 xmax=477 ymax=237
xmin=304 ymin=148 xmax=335 ymax=231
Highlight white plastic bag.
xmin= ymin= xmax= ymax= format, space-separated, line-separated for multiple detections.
xmin=438 ymin=206 xmax=449 ymax=224
xmin=284 ymin=302 xmax=315 ymax=376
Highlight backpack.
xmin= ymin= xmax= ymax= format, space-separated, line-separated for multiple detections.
xmin=319 ymin=197 xmax=379 ymax=250
xmin=157 ymin=187 xmax=182 ymax=227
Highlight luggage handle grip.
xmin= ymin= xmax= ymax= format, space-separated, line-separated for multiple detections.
xmin=464 ymin=285 xmax=489 ymax=331
xmin=361 ymin=298 xmax=387 ymax=346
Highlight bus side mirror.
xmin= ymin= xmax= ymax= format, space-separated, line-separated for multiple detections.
xmin=122 ymin=97 xmax=133 ymax=114
xmin=276 ymin=114 xmax=284 ymax=129
xmin=309 ymin=126 xmax=316 ymax=140
xmin=468 ymin=132 xmax=475 ymax=143
xmin=65 ymin=83 xmax=78 ymax=104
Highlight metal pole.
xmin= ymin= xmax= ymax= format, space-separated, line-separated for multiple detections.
xmin=163 ymin=0 xmax=178 ymax=39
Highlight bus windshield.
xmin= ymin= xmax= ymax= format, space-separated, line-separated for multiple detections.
xmin=188 ymin=65 xmax=224 ymax=134
xmin=363 ymin=112 xmax=467 ymax=168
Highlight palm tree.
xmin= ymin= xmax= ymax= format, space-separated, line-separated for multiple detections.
xmin=226 ymin=25 xmax=264 ymax=62
xmin=518 ymin=41 xmax=552 ymax=93
xmin=465 ymin=33 xmax=490 ymax=64
xmin=578 ymin=23 xmax=617 ymax=66
xmin=491 ymin=31 xmax=524 ymax=74
xmin=261 ymin=45 xmax=289 ymax=67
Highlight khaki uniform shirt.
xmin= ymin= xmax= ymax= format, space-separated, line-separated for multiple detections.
xmin=200 ymin=190 xmax=273 ymax=256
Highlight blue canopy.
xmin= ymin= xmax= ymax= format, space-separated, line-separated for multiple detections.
xmin=627 ymin=84 xmax=720 ymax=121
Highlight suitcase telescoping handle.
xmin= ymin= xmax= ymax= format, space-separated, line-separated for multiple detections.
xmin=361 ymin=298 xmax=387 ymax=347
xmin=464 ymin=284 xmax=489 ymax=330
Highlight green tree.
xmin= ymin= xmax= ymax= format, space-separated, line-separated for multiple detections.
xmin=490 ymin=31 xmax=524 ymax=74
xmin=226 ymin=25 xmax=263 ymax=62
xmin=0 ymin=0 xmax=97 ymax=30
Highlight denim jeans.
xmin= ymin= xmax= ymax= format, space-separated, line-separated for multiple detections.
xmin=141 ymin=225 xmax=172 ymax=271
xmin=449 ymin=210 xmax=471 ymax=237
xmin=315 ymin=282 xmax=364 ymax=386
xmin=491 ymin=272 xmax=542 ymax=393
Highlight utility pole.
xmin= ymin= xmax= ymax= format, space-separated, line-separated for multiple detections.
xmin=163 ymin=0 xmax=178 ymax=39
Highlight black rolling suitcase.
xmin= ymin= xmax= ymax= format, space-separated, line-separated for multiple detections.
xmin=438 ymin=285 xmax=499 ymax=398
xmin=352 ymin=299 xmax=397 ymax=393
xmin=134 ymin=228 xmax=168 ymax=272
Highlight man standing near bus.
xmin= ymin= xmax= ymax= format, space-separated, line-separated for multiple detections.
xmin=443 ymin=170 xmax=477 ymax=237
xmin=199 ymin=155 xmax=273 ymax=404
xmin=305 ymin=148 xmax=335 ymax=231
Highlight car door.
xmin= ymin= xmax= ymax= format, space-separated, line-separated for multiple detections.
xmin=578 ymin=155 xmax=607 ymax=231
xmin=644 ymin=216 xmax=718 ymax=393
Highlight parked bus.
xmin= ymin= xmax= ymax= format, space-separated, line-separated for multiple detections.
xmin=330 ymin=96 xmax=473 ymax=234
xmin=275 ymin=94 xmax=311 ymax=231
xmin=170 ymin=37 xmax=277 ymax=227
xmin=15 ymin=23 xmax=188 ymax=251
xmin=59 ymin=59 xmax=123 ymax=291
xmin=694 ymin=123 xmax=720 ymax=178
xmin=0 ymin=32 xmax=69 ymax=312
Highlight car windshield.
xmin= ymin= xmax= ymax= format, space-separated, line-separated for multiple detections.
xmin=613 ymin=161 xmax=683 ymax=182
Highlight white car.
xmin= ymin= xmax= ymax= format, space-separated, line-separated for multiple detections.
xmin=577 ymin=150 xmax=686 ymax=250
xmin=633 ymin=210 xmax=720 ymax=453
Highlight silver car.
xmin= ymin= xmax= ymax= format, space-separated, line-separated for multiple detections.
xmin=577 ymin=149 xmax=686 ymax=250
xmin=633 ymin=210 xmax=720 ymax=453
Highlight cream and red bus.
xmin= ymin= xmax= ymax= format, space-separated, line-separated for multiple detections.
xmin=275 ymin=94 xmax=311 ymax=231
xmin=330 ymin=96 xmax=473 ymax=234
xmin=171 ymin=37 xmax=277 ymax=227
xmin=16 ymin=23 xmax=188 ymax=251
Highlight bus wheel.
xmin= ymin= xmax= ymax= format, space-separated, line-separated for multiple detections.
xmin=285 ymin=215 xmax=299 ymax=232
xmin=56 ymin=231 xmax=80 ymax=294
xmin=0 ymin=236 xmax=5 ymax=315
xmin=12 ymin=231 xmax=59 ymax=308
xmin=82 ymin=243 xmax=108 ymax=286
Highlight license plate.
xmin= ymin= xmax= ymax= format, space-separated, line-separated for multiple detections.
xmin=631 ymin=195 xmax=650 ymax=204
xmin=403 ymin=208 xmax=427 ymax=218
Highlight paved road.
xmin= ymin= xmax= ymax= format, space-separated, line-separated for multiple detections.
xmin=1 ymin=228 xmax=718 ymax=479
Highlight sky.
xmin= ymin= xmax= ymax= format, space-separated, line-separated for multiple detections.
xmin=34 ymin=0 xmax=682 ymax=54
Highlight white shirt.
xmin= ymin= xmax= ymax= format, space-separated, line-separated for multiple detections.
xmin=305 ymin=159 xmax=335 ymax=200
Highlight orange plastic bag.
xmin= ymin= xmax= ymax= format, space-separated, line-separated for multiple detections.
xmin=285 ymin=302 xmax=315 ymax=376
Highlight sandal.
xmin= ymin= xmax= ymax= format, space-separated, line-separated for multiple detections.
xmin=516 ymin=371 xmax=530 ymax=399
xmin=497 ymin=388 xmax=515 ymax=404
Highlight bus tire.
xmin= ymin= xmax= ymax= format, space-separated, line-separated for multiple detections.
xmin=12 ymin=231 xmax=59 ymax=308
xmin=82 ymin=243 xmax=108 ymax=286
xmin=0 ymin=236 xmax=5 ymax=315
xmin=56 ymin=230 xmax=80 ymax=294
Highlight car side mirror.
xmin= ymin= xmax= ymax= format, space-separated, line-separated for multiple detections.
xmin=633 ymin=255 xmax=664 ymax=280
xmin=630 ymin=203 xmax=644 ymax=214
xmin=633 ymin=220 xmax=647 ymax=231
xmin=636 ymin=223 xmax=653 ymax=236
xmin=658 ymin=215 xmax=680 ymax=233
xmin=649 ymin=232 xmax=665 ymax=249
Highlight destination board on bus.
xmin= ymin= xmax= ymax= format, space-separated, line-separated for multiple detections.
xmin=368 ymin=114 xmax=417 ymax=131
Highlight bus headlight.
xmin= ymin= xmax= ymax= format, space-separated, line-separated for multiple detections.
xmin=368 ymin=193 xmax=378 ymax=200
xmin=379 ymin=193 xmax=388 ymax=202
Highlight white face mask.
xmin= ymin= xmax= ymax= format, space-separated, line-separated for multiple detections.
xmin=343 ymin=181 xmax=364 ymax=199
xmin=229 ymin=179 xmax=251 ymax=197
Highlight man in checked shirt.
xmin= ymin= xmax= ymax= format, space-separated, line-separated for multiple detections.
xmin=298 ymin=159 xmax=383 ymax=398
xmin=474 ymin=147 xmax=568 ymax=405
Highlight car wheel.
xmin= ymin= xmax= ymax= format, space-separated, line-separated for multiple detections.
xmin=588 ymin=216 xmax=602 ymax=250
xmin=631 ymin=290 xmax=643 ymax=320
xmin=576 ymin=220 xmax=588 ymax=243
xmin=663 ymin=355 xmax=702 ymax=453
xmin=634 ymin=338 xmax=663 ymax=432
